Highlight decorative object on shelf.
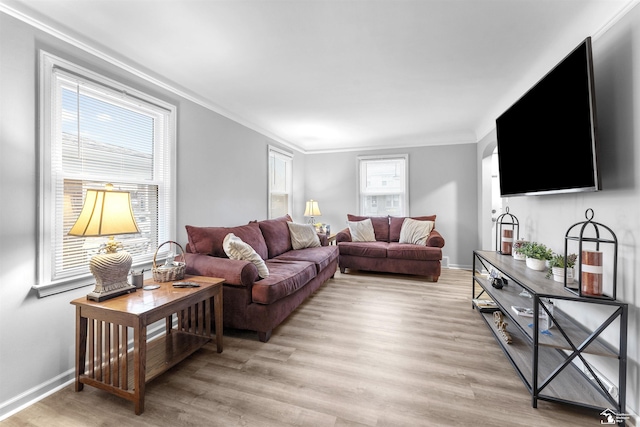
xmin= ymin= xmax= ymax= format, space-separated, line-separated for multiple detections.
xmin=546 ymin=253 xmax=577 ymax=283
xmin=68 ymin=184 xmax=140 ymax=302
xmin=564 ymin=209 xmax=618 ymax=300
xmin=516 ymin=241 xmax=553 ymax=271
xmin=582 ymin=249 xmax=603 ymax=296
xmin=495 ymin=207 xmax=519 ymax=255
xmin=304 ymin=199 xmax=321 ymax=225
xmin=493 ymin=311 xmax=512 ymax=344
xmin=512 ymin=238 xmax=527 ymax=260
xmin=152 ymin=241 xmax=186 ymax=282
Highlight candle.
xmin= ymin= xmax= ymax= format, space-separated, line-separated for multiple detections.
xmin=581 ymin=250 xmax=603 ymax=296
xmin=501 ymin=229 xmax=513 ymax=255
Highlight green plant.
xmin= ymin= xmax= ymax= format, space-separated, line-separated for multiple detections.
xmin=546 ymin=253 xmax=577 ymax=278
xmin=548 ymin=253 xmax=577 ymax=268
xmin=515 ymin=242 xmax=553 ymax=261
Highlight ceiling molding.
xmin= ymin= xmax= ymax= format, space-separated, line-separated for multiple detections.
xmin=0 ymin=2 xmax=307 ymax=154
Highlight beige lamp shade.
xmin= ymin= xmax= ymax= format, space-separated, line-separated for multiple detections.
xmin=304 ymin=199 xmax=322 ymax=217
xmin=68 ymin=188 xmax=140 ymax=237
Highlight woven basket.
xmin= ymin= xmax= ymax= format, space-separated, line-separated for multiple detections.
xmin=152 ymin=241 xmax=186 ymax=282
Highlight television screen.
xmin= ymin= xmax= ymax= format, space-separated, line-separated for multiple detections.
xmin=496 ymin=37 xmax=600 ymax=197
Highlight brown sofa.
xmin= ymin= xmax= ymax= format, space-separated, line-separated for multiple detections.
xmin=183 ymin=215 xmax=338 ymax=342
xmin=336 ymin=214 xmax=444 ymax=281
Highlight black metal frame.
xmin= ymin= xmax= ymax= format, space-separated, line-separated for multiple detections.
xmin=472 ymin=251 xmax=627 ymax=422
xmin=564 ymin=208 xmax=618 ymax=300
xmin=494 ymin=206 xmax=520 ymax=255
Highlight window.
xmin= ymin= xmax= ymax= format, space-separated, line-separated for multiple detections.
xmin=358 ymin=155 xmax=408 ymax=216
xmin=36 ymin=52 xmax=176 ymax=297
xmin=268 ymin=146 xmax=293 ymax=218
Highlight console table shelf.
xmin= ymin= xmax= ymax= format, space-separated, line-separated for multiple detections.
xmin=472 ymin=250 xmax=627 ymax=417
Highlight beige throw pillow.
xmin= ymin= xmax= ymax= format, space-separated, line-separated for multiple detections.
xmin=223 ymin=233 xmax=270 ymax=278
xmin=287 ymin=222 xmax=321 ymax=250
xmin=348 ymin=218 xmax=376 ymax=242
xmin=399 ymin=218 xmax=434 ymax=245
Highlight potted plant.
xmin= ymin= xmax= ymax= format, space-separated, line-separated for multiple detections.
xmin=546 ymin=253 xmax=577 ymax=283
xmin=515 ymin=242 xmax=553 ymax=271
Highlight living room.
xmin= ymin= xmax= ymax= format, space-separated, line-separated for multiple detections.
xmin=1 ymin=0 xmax=640 ymax=425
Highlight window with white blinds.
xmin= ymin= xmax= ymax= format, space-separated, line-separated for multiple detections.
xmin=268 ymin=146 xmax=293 ymax=219
xmin=36 ymin=51 xmax=176 ymax=296
xmin=358 ymin=155 xmax=408 ymax=217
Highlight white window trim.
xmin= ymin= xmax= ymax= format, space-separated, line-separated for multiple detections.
xmin=357 ymin=154 xmax=409 ymax=216
xmin=267 ymin=145 xmax=294 ymax=219
xmin=34 ymin=51 xmax=177 ymax=297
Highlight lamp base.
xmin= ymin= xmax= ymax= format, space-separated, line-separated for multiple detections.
xmin=87 ymin=250 xmax=136 ymax=302
xmin=87 ymin=283 xmax=136 ymax=302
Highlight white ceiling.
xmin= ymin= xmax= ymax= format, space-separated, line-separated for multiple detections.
xmin=3 ymin=0 xmax=637 ymax=153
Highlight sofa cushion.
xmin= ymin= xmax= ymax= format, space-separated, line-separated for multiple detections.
xmin=258 ymin=215 xmax=293 ymax=258
xmin=186 ymin=222 xmax=268 ymax=260
xmin=287 ymin=222 xmax=321 ymax=249
xmin=252 ymin=260 xmax=317 ymax=304
xmin=389 ymin=215 xmax=437 ymax=242
xmin=223 ymin=233 xmax=269 ymax=278
xmin=399 ymin=218 xmax=435 ymax=245
xmin=275 ymin=245 xmax=339 ymax=273
xmin=338 ymin=241 xmax=388 ymax=258
xmin=386 ymin=243 xmax=442 ymax=261
xmin=347 ymin=219 xmax=376 ymax=242
xmin=347 ymin=214 xmax=389 ymax=242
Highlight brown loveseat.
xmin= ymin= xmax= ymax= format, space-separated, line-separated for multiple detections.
xmin=183 ymin=215 xmax=338 ymax=342
xmin=336 ymin=214 xmax=444 ymax=281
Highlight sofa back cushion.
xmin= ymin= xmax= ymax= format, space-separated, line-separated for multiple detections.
xmin=185 ymin=222 xmax=268 ymax=260
xmin=389 ymin=215 xmax=437 ymax=242
xmin=258 ymin=215 xmax=293 ymax=258
xmin=347 ymin=214 xmax=390 ymax=242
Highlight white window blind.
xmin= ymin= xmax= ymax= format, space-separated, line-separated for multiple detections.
xmin=268 ymin=146 xmax=293 ymax=219
xmin=358 ymin=155 xmax=408 ymax=217
xmin=36 ymin=52 xmax=176 ymax=297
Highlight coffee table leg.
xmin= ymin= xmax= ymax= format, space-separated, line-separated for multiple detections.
xmin=75 ymin=307 xmax=87 ymax=392
xmin=214 ymin=289 xmax=223 ymax=353
xmin=133 ymin=321 xmax=146 ymax=415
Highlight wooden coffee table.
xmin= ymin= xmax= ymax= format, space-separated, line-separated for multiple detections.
xmin=71 ymin=275 xmax=224 ymax=415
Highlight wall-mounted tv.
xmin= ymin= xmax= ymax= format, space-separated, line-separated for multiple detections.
xmin=496 ymin=37 xmax=601 ymax=197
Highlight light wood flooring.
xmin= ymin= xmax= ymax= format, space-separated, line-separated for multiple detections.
xmin=2 ymin=268 xmax=605 ymax=426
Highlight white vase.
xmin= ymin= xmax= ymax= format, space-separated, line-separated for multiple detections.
xmin=552 ymin=266 xmax=574 ymax=283
xmin=526 ymin=257 xmax=547 ymax=271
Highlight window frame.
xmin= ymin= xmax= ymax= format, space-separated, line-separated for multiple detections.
xmin=35 ymin=51 xmax=177 ymax=297
xmin=267 ymin=145 xmax=294 ymax=219
xmin=357 ymin=154 xmax=409 ymax=217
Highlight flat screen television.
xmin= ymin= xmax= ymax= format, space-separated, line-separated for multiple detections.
xmin=496 ymin=37 xmax=601 ymax=197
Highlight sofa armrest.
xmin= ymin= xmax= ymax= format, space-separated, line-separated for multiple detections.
xmin=426 ymin=229 xmax=445 ymax=248
xmin=317 ymin=233 xmax=329 ymax=246
xmin=184 ymin=252 xmax=259 ymax=287
xmin=336 ymin=228 xmax=351 ymax=244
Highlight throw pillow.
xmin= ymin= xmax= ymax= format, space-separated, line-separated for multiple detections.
xmin=348 ymin=218 xmax=376 ymax=242
xmin=399 ymin=218 xmax=435 ymax=245
xmin=223 ymin=233 xmax=270 ymax=278
xmin=287 ymin=222 xmax=321 ymax=250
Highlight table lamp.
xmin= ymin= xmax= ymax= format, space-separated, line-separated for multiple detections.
xmin=68 ymin=184 xmax=140 ymax=301
xmin=304 ymin=199 xmax=321 ymax=225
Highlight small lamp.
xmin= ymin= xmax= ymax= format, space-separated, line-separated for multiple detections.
xmin=68 ymin=184 xmax=140 ymax=302
xmin=304 ymin=199 xmax=321 ymax=225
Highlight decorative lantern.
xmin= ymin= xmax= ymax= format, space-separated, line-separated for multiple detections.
xmin=495 ymin=207 xmax=520 ymax=255
xmin=564 ymin=209 xmax=618 ymax=300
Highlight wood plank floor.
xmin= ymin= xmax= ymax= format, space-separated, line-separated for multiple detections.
xmin=2 ymin=268 xmax=606 ymax=426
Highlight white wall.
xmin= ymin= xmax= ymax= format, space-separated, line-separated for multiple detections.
xmin=304 ymin=144 xmax=478 ymax=268
xmin=477 ymin=3 xmax=640 ymax=416
xmin=0 ymin=12 xmax=301 ymax=419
